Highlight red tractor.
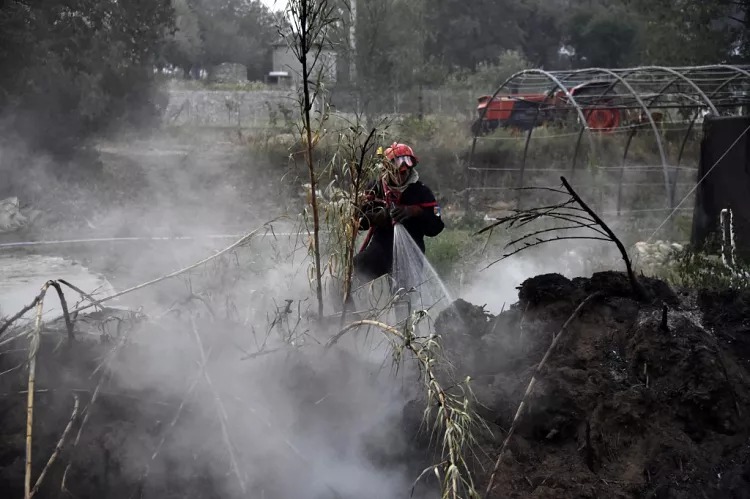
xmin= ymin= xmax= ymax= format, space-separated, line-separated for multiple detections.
xmin=471 ymin=80 xmax=622 ymax=136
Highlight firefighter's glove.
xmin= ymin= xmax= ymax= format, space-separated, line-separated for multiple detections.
xmin=366 ymin=206 xmax=391 ymax=228
xmin=390 ymin=205 xmax=422 ymax=224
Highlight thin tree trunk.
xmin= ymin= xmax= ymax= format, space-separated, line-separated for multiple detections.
xmin=300 ymin=1 xmax=325 ymax=320
xmin=340 ymin=128 xmax=376 ymax=326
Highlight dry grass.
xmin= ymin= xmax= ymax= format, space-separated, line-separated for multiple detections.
xmin=329 ymin=310 xmax=484 ymax=499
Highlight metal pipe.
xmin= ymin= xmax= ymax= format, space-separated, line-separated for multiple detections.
xmin=617 ymin=132 xmax=636 ymax=215
xmin=468 ymin=68 xmax=595 ymax=213
xmin=673 ymin=69 xmax=750 ymax=202
xmin=636 ymin=66 xmax=719 ymax=114
xmin=565 ymin=67 xmax=674 ymax=208
xmin=615 ymin=70 xmax=690 ymax=214
xmin=468 ymin=64 xmax=750 ymax=214
xmin=676 ymin=72 xmax=748 ymax=168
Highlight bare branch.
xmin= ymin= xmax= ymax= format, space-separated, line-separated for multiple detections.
xmin=476 ymin=175 xmax=649 ymax=300
xmin=57 ymin=279 xmax=102 ymax=311
xmin=326 ymin=319 xmax=405 ymax=347
xmin=513 ymin=211 xmax=595 ymax=231
xmin=0 ymin=294 xmax=41 ymax=338
xmin=514 ymin=185 xmax=570 ymax=195
xmin=48 ymin=282 xmax=74 ymax=344
xmin=29 ymin=394 xmax=79 ymax=498
xmin=504 ymin=224 xmax=607 ymax=249
xmin=559 ymin=176 xmax=648 ymax=300
xmin=477 ymin=201 xmax=589 ymax=234
xmin=484 ymin=236 xmax=613 ymax=269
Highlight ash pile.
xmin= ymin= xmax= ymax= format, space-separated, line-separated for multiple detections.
xmin=429 ymin=271 xmax=750 ymax=498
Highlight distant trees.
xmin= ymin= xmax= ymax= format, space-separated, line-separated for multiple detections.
xmin=424 ymin=0 xmax=526 ymax=71
xmin=554 ymin=0 xmax=747 ymax=68
xmin=0 ymin=0 xmax=281 ymax=157
xmin=622 ymin=0 xmax=749 ymax=64
xmin=338 ymin=0 xmax=748 ymax=102
xmin=327 ymin=0 xmax=749 ymax=125
xmin=0 ymin=0 xmax=174 ymax=156
xmin=163 ymin=0 xmax=203 ymax=77
xmin=1 ymin=0 xmax=744 ymax=158
xmin=563 ymin=5 xmax=639 ymax=68
xmin=419 ymin=0 xmax=587 ymax=70
xmin=348 ymin=0 xmax=747 ymax=75
xmin=162 ymin=0 xmax=278 ymax=80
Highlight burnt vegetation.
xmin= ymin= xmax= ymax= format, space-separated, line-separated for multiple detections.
xmin=478 ymin=176 xmax=648 ymax=301
xmin=1 ymin=0 xmax=750 ymax=498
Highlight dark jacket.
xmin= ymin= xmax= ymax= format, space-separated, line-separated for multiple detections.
xmin=358 ymin=178 xmax=445 ymax=254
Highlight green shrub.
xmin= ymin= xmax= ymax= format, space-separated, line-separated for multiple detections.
xmin=655 ymin=245 xmax=750 ymax=290
xmin=168 ymin=79 xmax=271 ymax=92
xmin=425 ymin=228 xmax=484 ymax=281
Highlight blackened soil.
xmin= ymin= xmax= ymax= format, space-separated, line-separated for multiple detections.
xmin=431 ymin=272 xmax=750 ymax=498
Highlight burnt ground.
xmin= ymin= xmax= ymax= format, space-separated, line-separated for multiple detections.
xmin=3 ymin=270 xmax=750 ymax=498
xmin=0 ymin=308 xmax=434 ymax=499
xmin=431 ymin=271 xmax=750 ymax=498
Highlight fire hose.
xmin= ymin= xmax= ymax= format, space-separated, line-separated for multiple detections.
xmin=0 ymin=232 xmax=319 ymax=250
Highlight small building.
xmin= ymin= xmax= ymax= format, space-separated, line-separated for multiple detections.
xmin=269 ymin=41 xmax=337 ymax=86
xmin=209 ymin=63 xmax=248 ymax=84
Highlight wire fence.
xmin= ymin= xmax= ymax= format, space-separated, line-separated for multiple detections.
xmin=465 ymin=65 xmax=750 ymax=241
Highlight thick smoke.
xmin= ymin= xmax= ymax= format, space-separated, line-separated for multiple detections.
xmin=460 ymin=234 xmax=622 ymax=314
xmin=0 ymin=107 xmax=439 ymax=498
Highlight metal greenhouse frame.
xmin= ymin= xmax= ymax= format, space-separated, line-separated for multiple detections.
xmin=466 ymin=65 xmax=750 ymax=220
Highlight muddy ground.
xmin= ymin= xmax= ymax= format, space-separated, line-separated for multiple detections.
xmin=431 ymin=271 xmax=750 ymax=498
xmin=2 ymin=270 xmax=750 ymax=498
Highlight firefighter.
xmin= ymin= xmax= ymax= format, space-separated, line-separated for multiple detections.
xmin=353 ymin=142 xmax=445 ymax=287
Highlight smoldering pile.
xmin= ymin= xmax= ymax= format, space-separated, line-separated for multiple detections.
xmin=0 ymin=299 xmax=432 ymax=499
xmin=429 ymin=271 xmax=750 ymax=498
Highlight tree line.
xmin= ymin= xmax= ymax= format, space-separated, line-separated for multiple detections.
xmin=0 ymin=0 xmax=747 ymax=156
xmin=348 ymin=0 xmax=748 ymax=93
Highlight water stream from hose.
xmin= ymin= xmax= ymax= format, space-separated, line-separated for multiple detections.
xmin=391 ymin=224 xmax=453 ymax=315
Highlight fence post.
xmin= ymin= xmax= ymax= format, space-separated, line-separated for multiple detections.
xmin=464 ymin=159 xmax=472 ymax=217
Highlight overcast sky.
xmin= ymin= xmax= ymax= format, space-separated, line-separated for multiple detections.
xmin=260 ymin=0 xmax=284 ymax=11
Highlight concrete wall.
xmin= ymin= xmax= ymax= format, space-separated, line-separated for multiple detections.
xmin=164 ymin=89 xmax=297 ymax=128
xmin=162 ymin=85 xmax=476 ymax=128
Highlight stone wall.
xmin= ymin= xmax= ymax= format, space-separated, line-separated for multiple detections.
xmin=162 ymin=85 xmax=477 ymax=128
xmin=164 ymin=89 xmax=296 ymax=128
xmin=164 ymin=87 xmax=477 ymax=128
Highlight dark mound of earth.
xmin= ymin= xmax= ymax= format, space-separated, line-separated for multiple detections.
xmin=4 ymin=270 xmax=750 ymax=499
xmin=0 ymin=312 xmax=432 ymax=499
xmin=433 ymin=271 xmax=750 ymax=498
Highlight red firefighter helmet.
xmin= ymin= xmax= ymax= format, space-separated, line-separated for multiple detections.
xmin=384 ymin=142 xmax=419 ymax=169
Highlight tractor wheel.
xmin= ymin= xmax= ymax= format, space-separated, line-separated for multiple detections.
xmin=471 ymin=119 xmax=483 ymax=137
xmin=471 ymin=119 xmax=500 ymax=137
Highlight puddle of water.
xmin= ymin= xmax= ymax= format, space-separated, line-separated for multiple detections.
xmin=0 ymin=254 xmax=117 ymax=325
